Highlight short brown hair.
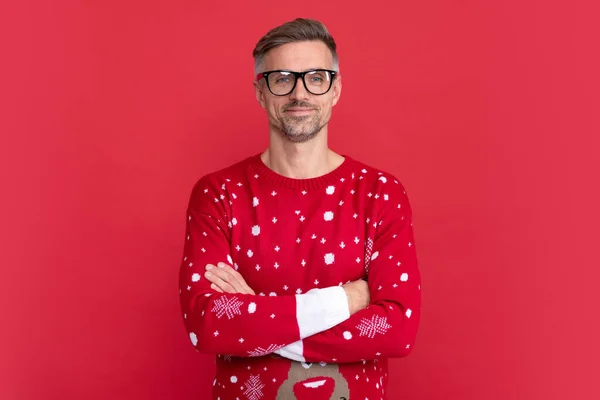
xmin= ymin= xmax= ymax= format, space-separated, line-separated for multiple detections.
xmin=252 ymin=18 xmax=339 ymax=74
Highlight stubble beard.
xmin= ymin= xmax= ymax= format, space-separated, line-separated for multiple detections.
xmin=279 ymin=113 xmax=325 ymax=143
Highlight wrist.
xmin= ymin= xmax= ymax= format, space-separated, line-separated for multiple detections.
xmin=342 ymin=287 xmax=355 ymax=315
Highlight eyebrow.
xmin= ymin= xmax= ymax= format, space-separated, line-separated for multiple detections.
xmin=273 ymin=67 xmax=327 ymax=72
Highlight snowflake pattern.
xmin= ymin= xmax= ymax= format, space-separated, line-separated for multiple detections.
xmin=357 ymin=315 xmax=392 ymax=338
xmin=181 ymin=157 xmax=419 ymax=399
xmin=211 ymin=296 xmax=243 ymax=320
xmin=247 ymin=344 xmax=284 ymax=357
xmin=244 ymin=374 xmax=265 ymax=400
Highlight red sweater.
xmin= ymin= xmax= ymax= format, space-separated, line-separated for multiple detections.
xmin=179 ymin=153 xmax=421 ymax=400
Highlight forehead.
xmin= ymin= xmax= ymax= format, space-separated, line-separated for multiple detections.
xmin=262 ymin=41 xmax=334 ymax=71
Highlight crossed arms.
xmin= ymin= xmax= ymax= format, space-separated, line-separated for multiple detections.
xmin=178 ymin=178 xmax=421 ymax=363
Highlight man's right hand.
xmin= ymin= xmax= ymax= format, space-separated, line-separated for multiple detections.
xmin=342 ymin=279 xmax=371 ymax=315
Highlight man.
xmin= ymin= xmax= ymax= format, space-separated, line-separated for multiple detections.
xmin=179 ymin=18 xmax=421 ymax=399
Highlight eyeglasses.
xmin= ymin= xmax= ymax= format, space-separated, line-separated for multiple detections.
xmin=256 ymin=69 xmax=337 ymax=96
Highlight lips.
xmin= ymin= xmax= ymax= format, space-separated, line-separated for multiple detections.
xmin=285 ymin=108 xmax=315 ymax=113
xmin=292 ymin=376 xmax=335 ymax=400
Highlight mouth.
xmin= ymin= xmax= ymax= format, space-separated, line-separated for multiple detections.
xmin=285 ymin=108 xmax=315 ymax=115
xmin=292 ymin=376 xmax=335 ymax=400
xmin=303 ymin=379 xmax=327 ymax=388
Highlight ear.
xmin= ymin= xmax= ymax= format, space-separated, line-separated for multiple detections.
xmin=254 ymin=81 xmax=267 ymax=109
xmin=331 ymin=73 xmax=342 ymax=107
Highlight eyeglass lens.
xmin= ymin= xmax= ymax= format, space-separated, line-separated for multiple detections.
xmin=267 ymin=70 xmax=333 ymax=95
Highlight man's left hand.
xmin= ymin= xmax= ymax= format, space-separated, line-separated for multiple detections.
xmin=204 ymin=262 xmax=256 ymax=295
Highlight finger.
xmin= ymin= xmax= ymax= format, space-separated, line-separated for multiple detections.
xmin=217 ymin=263 xmax=256 ymax=294
xmin=212 ymin=264 xmax=246 ymax=293
xmin=210 ymin=283 xmax=223 ymax=293
xmin=205 ymin=270 xmax=236 ymax=293
xmin=205 ymin=263 xmax=255 ymax=294
xmin=216 ymin=263 xmax=253 ymax=294
xmin=206 ymin=264 xmax=236 ymax=288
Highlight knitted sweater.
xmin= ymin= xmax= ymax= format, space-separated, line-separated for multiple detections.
xmin=179 ymin=153 xmax=422 ymax=399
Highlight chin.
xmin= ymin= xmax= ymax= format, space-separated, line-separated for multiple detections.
xmin=283 ymin=131 xmax=318 ymax=143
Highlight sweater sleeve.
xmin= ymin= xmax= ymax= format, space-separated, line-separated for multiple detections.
xmin=274 ymin=181 xmax=422 ymax=363
xmin=178 ymin=176 xmax=351 ymax=358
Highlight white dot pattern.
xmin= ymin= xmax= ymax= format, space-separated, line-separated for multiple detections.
xmin=179 ymin=155 xmax=421 ymax=399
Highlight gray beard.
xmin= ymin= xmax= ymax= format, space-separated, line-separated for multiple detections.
xmin=280 ymin=114 xmax=323 ymax=143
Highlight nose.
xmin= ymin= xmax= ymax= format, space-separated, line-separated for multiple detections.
xmin=289 ymin=76 xmax=310 ymax=101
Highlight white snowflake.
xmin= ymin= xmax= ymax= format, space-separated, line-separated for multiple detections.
xmin=211 ymin=296 xmax=243 ymax=319
xmin=357 ymin=315 xmax=392 ymax=338
xmin=247 ymin=344 xmax=283 ymax=357
xmin=324 ymin=253 xmax=335 ymax=265
xmin=324 ymin=211 xmax=334 ymax=221
xmin=189 ymin=332 xmax=198 ymax=346
xmin=244 ymin=374 xmax=265 ymax=400
xmin=326 ymin=185 xmax=336 ymax=195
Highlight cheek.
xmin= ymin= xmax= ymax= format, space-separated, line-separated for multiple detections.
xmin=316 ymin=100 xmax=333 ymax=114
xmin=266 ymin=100 xmax=285 ymax=117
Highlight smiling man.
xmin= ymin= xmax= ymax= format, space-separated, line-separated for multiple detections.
xmin=179 ymin=18 xmax=422 ymax=400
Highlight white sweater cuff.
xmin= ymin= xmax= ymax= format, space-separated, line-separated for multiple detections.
xmin=274 ymin=340 xmax=305 ymax=362
xmin=295 ymin=286 xmax=350 ymax=339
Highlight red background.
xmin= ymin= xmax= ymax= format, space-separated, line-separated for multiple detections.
xmin=1 ymin=1 xmax=598 ymax=399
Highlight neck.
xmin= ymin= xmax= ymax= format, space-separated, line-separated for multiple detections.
xmin=261 ymin=128 xmax=343 ymax=179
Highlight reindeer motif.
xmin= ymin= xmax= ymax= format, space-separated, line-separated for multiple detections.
xmin=276 ymin=361 xmax=350 ymax=399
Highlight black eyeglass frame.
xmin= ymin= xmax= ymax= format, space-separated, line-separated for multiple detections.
xmin=256 ymin=69 xmax=338 ymax=96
